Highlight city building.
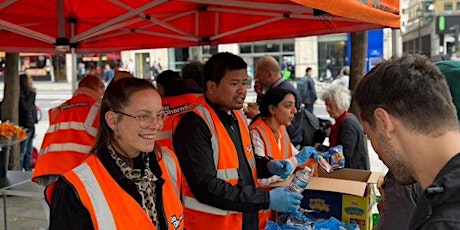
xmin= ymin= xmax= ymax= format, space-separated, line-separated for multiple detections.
xmin=121 ymin=29 xmax=396 ymax=82
xmin=402 ymin=0 xmax=460 ymax=60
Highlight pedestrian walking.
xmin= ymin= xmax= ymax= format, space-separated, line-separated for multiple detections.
xmin=298 ymin=67 xmax=317 ymax=113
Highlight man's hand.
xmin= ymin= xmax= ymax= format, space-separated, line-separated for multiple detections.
xmin=243 ymin=104 xmax=259 ymax=119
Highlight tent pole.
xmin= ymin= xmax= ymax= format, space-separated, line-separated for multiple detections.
xmin=71 ymin=21 xmax=77 ymax=93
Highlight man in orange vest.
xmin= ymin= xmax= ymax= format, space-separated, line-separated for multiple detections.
xmin=32 ymin=75 xmax=105 ymax=187
xmin=173 ymin=52 xmax=303 ymax=230
xmin=155 ymin=71 xmax=202 ymax=149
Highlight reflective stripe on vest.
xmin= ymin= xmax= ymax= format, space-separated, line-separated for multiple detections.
xmin=182 ymin=196 xmax=237 ymax=216
xmin=72 ymin=162 xmax=117 ymax=229
xmin=182 ymin=105 xmax=237 ymax=216
xmin=39 ymin=143 xmax=92 ymax=155
xmin=194 ymin=106 xmax=233 ymax=180
xmin=156 ymin=129 xmax=172 ymax=141
xmin=250 ymin=119 xmax=290 ymax=160
xmin=182 ymin=104 xmax=255 ymax=216
xmin=161 ymin=147 xmax=179 ymax=198
xmin=46 ymin=104 xmax=99 ymax=137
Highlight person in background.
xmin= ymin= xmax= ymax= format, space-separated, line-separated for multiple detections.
xmin=103 ymin=63 xmax=115 ymax=84
xmin=355 ymin=54 xmax=460 ymax=229
xmin=331 ymin=66 xmax=350 ymax=89
xmin=298 ymin=67 xmax=317 ymax=113
xmin=244 ymin=56 xmax=304 ymax=147
xmin=249 ymin=87 xmax=318 ymax=228
xmin=321 ymin=84 xmax=369 ymax=170
xmin=126 ymin=58 xmax=135 ymax=74
xmin=173 ymin=52 xmax=302 ymax=230
xmin=181 ymin=60 xmax=204 ymax=92
xmin=49 ymin=77 xmax=184 ymax=229
xmin=375 ymin=59 xmax=460 ymax=230
xmin=151 ymin=60 xmax=160 ymax=80
xmin=155 ymin=70 xmax=181 ymax=97
xmin=32 ymin=75 xmax=105 ymax=187
xmin=156 ymin=69 xmax=202 ymax=149
xmin=19 ymin=73 xmax=37 ymax=171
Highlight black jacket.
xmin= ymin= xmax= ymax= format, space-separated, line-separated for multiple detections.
xmin=173 ymin=97 xmax=271 ymax=230
xmin=338 ymin=115 xmax=370 ymax=170
xmin=375 ymin=171 xmax=422 ymax=230
xmin=49 ymin=146 xmax=169 ymax=230
xmin=410 ymin=153 xmax=460 ymax=229
xmin=298 ymin=76 xmax=317 ymax=105
xmin=19 ymin=90 xmax=37 ymax=129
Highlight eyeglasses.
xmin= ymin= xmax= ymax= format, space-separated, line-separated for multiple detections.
xmin=113 ymin=110 xmax=168 ymax=129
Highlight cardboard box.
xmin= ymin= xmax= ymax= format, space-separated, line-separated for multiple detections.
xmin=271 ymin=169 xmax=381 ymax=230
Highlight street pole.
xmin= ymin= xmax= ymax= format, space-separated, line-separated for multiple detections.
xmin=455 ymin=25 xmax=459 ymax=56
xmin=449 ymin=25 xmax=459 ymax=57
xmin=416 ymin=8 xmax=424 ymax=55
xmin=418 ymin=19 xmax=422 ymax=54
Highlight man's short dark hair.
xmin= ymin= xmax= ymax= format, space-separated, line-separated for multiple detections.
xmin=203 ymin=52 xmax=247 ymax=91
xmin=355 ymin=54 xmax=458 ymax=135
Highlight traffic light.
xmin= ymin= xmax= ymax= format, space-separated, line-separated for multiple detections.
xmin=439 ymin=16 xmax=445 ymax=34
xmin=424 ymin=0 xmax=434 ymax=12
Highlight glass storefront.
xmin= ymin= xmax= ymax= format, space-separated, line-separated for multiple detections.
xmin=168 ymin=46 xmax=218 ymax=72
xmin=317 ymin=34 xmax=347 ymax=81
xmin=239 ymin=39 xmax=295 ymax=81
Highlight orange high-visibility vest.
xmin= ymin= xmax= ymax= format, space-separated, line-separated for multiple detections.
xmin=156 ymin=93 xmax=201 ymax=149
xmin=249 ymin=117 xmax=293 ymax=229
xmin=32 ymin=94 xmax=100 ymax=186
xmin=181 ymin=96 xmax=257 ymax=230
xmin=62 ymin=154 xmax=184 ymax=230
xmin=249 ymin=118 xmax=292 ymax=160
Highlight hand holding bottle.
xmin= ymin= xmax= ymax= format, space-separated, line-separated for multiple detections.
xmin=268 ymin=187 xmax=303 ymax=213
xmin=295 ymin=146 xmax=319 ymax=165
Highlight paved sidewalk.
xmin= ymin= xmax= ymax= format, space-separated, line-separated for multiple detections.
xmin=0 ymin=197 xmax=48 ymax=230
xmin=0 ymin=81 xmax=73 ymax=101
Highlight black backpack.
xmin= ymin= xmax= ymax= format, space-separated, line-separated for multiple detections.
xmin=299 ymin=108 xmax=331 ymax=147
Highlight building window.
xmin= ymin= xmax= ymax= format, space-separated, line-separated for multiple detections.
xmin=457 ymin=1 xmax=460 ymax=10
xmin=240 ymin=45 xmax=252 ymax=53
xmin=168 ymin=48 xmax=190 ymax=72
xmin=444 ymin=2 xmax=453 ymax=10
xmin=253 ymin=43 xmax=280 ymax=53
xmin=282 ymin=43 xmax=295 ymax=52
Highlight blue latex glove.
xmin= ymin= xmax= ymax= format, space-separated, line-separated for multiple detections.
xmin=267 ymin=160 xmax=293 ymax=179
xmin=268 ymin=187 xmax=303 ymax=213
xmin=295 ymin=146 xmax=319 ymax=165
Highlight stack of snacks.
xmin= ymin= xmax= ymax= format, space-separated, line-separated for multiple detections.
xmin=316 ymin=145 xmax=345 ymax=173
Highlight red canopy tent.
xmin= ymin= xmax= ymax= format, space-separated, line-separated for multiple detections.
xmin=0 ymin=0 xmax=400 ymax=53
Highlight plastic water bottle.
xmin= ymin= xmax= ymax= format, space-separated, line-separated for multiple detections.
xmin=286 ymin=167 xmax=312 ymax=193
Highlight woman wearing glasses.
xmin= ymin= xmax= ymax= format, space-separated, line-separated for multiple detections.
xmin=49 ymin=77 xmax=184 ymax=230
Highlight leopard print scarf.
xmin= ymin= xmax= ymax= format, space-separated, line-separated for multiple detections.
xmin=107 ymin=144 xmax=159 ymax=227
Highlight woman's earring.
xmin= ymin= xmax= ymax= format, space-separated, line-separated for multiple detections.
xmin=114 ymin=131 xmax=120 ymax=140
